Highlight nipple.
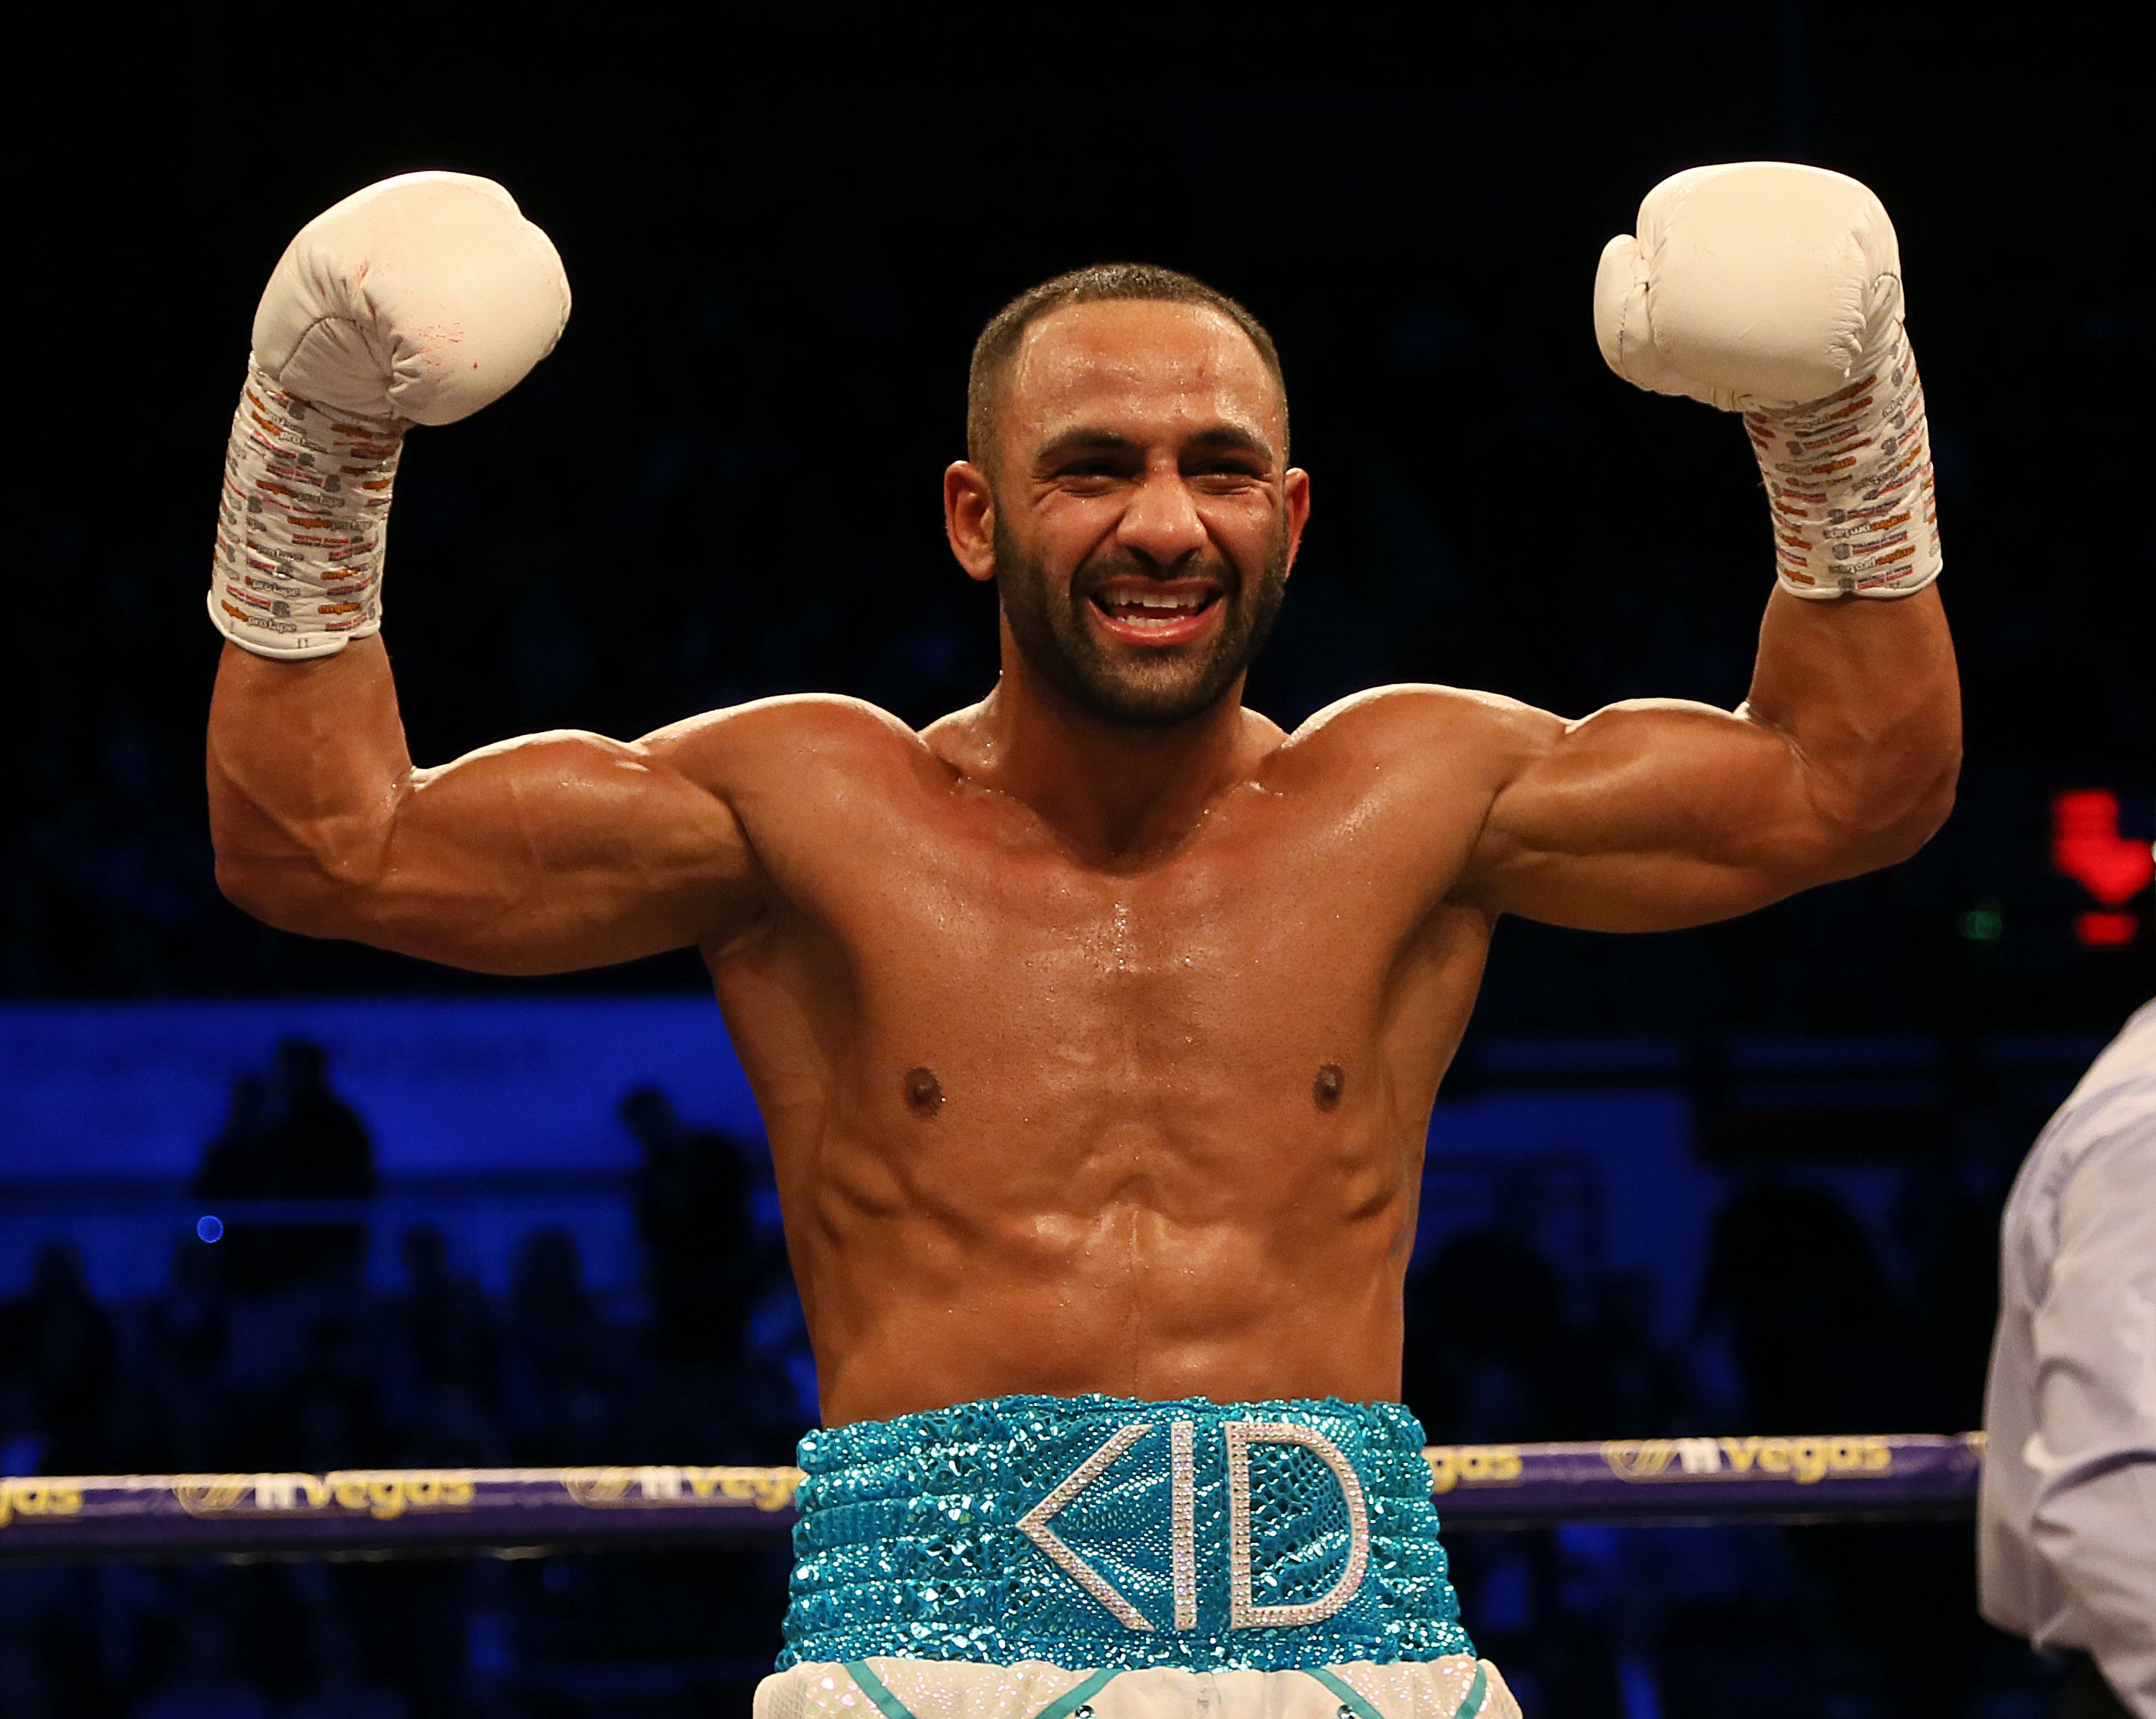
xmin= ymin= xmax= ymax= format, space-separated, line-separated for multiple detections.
xmin=1314 ymin=1063 xmax=1344 ymax=1111
xmin=905 ymin=1067 xmax=945 ymax=1114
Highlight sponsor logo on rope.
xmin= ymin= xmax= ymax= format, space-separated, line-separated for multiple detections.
xmin=1601 ymin=1435 xmax=1895 ymax=1484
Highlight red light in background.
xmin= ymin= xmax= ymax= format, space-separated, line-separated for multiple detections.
xmin=2051 ymin=791 xmax=2152 ymax=904
xmin=2077 ymin=912 xmax=2140 ymax=947
xmin=2052 ymin=791 xmax=2152 ymax=947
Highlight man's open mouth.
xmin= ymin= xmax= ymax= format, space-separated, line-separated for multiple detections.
xmin=1087 ymin=582 xmax=1225 ymax=648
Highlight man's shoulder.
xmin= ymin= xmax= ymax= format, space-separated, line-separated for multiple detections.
xmin=2034 ymin=1001 xmax=2156 ymax=1178
xmin=1269 ymin=682 xmax=1563 ymax=780
xmin=2005 ymin=1002 xmax=2156 ymax=1262
xmin=641 ymin=693 xmax=944 ymax=794
xmin=2064 ymin=998 xmax=2156 ymax=1113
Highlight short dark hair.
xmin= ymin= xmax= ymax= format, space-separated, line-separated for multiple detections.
xmin=965 ymin=263 xmax=1287 ymax=470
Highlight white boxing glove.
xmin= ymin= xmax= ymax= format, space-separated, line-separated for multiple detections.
xmin=1594 ymin=162 xmax=1940 ymax=601
xmin=209 ymin=172 xmax=570 ymax=658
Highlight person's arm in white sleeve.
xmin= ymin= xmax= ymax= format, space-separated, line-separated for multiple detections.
xmin=2030 ymin=1104 xmax=2156 ymax=1716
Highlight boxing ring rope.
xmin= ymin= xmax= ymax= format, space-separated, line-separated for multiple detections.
xmin=0 ymin=1434 xmax=1983 ymax=1563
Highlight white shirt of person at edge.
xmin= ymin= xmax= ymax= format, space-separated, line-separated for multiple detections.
xmin=1982 ymin=993 xmax=2156 ymax=1718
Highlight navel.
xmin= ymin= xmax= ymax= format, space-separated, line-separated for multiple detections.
xmin=904 ymin=1066 xmax=945 ymax=1115
xmin=1313 ymin=1063 xmax=1345 ymax=1111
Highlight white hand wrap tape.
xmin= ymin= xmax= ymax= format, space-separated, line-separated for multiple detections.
xmin=1747 ymin=328 xmax=1941 ymax=601
xmin=208 ymin=366 xmax=402 ymax=658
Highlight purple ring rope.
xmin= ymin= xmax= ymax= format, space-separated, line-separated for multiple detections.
xmin=0 ymin=1434 xmax=1983 ymax=1563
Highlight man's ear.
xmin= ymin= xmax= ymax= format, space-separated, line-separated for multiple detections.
xmin=943 ymin=462 xmax=998 ymax=582
xmin=1282 ymin=467 xmax=1311 ymax=580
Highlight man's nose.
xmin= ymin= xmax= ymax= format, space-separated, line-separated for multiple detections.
xmin=1115 ymin=467 xmax=1208 ymax=568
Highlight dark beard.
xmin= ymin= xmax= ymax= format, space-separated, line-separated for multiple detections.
xmin=993 ymin=519 xmax=1289 ymax=727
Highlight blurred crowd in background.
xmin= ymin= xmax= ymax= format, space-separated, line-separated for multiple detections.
xmin=5 ymin=48 xmax=2149 ymax=1037
xmin=0 ymin=1043 xmax=2069 ymax=1718
xmin=5 ymin=20 xmax=2151 ymax=1719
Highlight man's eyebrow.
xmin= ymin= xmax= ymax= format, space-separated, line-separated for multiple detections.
xmin=1033 ymin=427 xmax=1143 ymax=464
xmin=1031 ymin=423 xmax=1276 ymax=464
xmin=1183 ymin=424 xmax=1273 ymax=461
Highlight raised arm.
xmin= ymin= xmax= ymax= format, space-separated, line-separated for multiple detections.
xmin=1457 ymin=586 xmax=1956 ymax=929
xmin=204 ymin=174 xmax=760 ymax=972
xmin=1458 ymin=163 xmax=1961 ymax=930
xmin=209 ymin=639 xmax=760 ymax=972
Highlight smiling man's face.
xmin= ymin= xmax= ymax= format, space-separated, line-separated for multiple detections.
xmin=984 ymin=300 xmax=1308 ymax=726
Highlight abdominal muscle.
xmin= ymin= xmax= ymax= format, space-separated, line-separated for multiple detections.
xmin=785 ymin=1109 xmax=1422 ymax=1428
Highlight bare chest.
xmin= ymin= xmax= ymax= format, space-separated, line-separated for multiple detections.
xmin=718 ymin=780 xmax=1487 ymax=1141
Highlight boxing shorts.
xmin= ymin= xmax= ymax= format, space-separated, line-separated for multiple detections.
xmin=755 ymin=1393 xmax=1518 ymax=1718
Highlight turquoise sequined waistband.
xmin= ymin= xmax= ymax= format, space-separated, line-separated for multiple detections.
xmin=780 ymin=1393 xmax=1471 ymax=1673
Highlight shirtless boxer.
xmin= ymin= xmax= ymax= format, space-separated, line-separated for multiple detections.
xmin=205 ymin=165 xmax=1959 ymax=1718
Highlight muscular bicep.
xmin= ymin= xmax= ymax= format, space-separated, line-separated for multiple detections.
xmin=1450 ymin=585 xmax=1958 ymax=930
xmin=208 ymin=639 xmax=766 ymax=973
xmin=1455 ymin=696 xmax=1863 ymax=931
xmin=353 ymin=724 xmax=764 ymax=971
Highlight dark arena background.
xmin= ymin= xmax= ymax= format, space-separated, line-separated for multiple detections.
xmin=4 ymin=16 xmax=2149 ymax=1718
